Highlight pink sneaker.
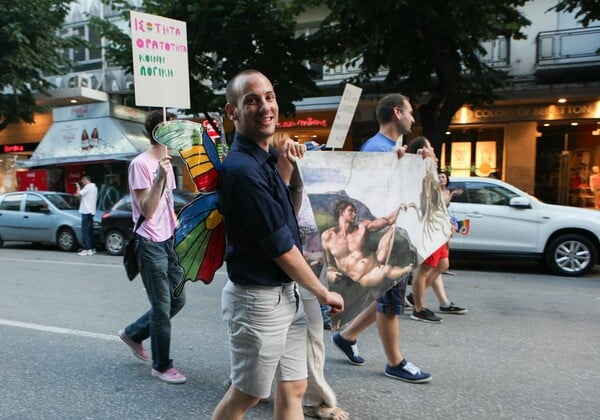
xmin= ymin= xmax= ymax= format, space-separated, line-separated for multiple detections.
xmin=151 ymin=367 xmax=187 ymax=384
xmin=118 ymin=329 xmax=149 ymax=361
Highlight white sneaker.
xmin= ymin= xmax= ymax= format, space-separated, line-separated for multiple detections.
xmin=90 ymin=249 xmax=97 ymax=255
xmin=78 ymin=250 xmax=91 ymax=256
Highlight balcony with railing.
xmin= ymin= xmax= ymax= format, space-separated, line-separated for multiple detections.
xmin=535 ymin=26 xmax=600 ymax=81
xmin=478 ymin=37 xmax=511 ymax=68
xmin=313 ymin=57 xmax=388 ymax=88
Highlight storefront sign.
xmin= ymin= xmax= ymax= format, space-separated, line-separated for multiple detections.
xmin=2 ymin=144 xmax=37 ymax=153
xmin=452 ymin=101 xmax=600 ymax=124
xmin=131 ymin=11 xmax=190 ymax=108
xmin=278 ymin=117 xmax=328 ymax=128
xmin=53 ymin=103 xmax=110 ymax=122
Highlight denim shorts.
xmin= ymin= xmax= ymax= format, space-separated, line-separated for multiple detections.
xmin=221 ymin=280 xmax=307 ymax=398
xmin=376 ymin=273 xmax=409 ymax=316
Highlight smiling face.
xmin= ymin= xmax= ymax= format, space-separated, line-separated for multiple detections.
xmin=225 ymin=71 xmax=279 ymax=147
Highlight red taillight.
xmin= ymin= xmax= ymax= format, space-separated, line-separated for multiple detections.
xmin=102 ymin=212 xmax=110 ymax=220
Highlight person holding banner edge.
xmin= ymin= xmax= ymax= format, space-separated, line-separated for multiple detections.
xmin=212 ymin=70 xmax=343 ymax=420
xmin=405 ymin=147 xmax=468 ymax=323
xmin=117 ymin=110 xmax=187 ymax=384
xmin=272 ymin=132 xmax=349 ymax=420
xmin=331 ymin=93 xmax=431 ymax=383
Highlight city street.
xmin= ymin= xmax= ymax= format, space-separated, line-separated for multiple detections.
xmin=1 ymin=245 xmax=599 ymax=420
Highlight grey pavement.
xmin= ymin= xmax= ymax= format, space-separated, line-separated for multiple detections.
xmin=0 ymin=245 xmax=599 ymax=419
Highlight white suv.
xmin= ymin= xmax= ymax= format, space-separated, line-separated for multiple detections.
xmin=447 ymin=177 xmax=600 ymax=276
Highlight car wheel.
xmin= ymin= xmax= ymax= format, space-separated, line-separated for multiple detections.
xmin=57 ymin=228 xmax=78 ymax=252
xmin=104 ymin=229 xmax=126 ymax=256
xmin=545 ymin=234 xmax=597 ymax=277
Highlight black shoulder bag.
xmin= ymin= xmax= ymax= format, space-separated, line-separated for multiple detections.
xmin=123 ymin=216 xmax=145 ymax=281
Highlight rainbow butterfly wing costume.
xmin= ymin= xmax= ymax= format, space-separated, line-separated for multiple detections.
xmin=153 ymin=120 xmax=225 ymax=296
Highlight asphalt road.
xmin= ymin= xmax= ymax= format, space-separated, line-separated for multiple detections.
xmin=1 ymin=244 xmax=599 ymax=419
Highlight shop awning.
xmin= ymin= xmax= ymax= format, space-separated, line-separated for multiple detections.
xmin=18 ymin=116 xmax=151 ymax=168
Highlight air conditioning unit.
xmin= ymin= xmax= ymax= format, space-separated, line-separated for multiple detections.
xmin=68 ymin=74 xmax=93 ymax=88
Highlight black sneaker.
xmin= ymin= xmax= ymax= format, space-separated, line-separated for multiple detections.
xmin=332 ymin=332 xmax=365 ymax=365
xmin=439 ymin=303 xmax=468 ymax=314
xmin=411 ymin=308 xmax=443 ymax=324
xmin=385 ymin=359 xmax=432 ymax=383
xmin=405 ymin=293 xmax=414 ymax=307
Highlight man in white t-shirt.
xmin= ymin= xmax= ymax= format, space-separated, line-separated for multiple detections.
xmin=75 ymin=175 xmax=97 ymax=256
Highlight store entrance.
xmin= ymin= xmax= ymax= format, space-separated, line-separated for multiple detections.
xmin=535 ymin=122 xmax=600 ymax=207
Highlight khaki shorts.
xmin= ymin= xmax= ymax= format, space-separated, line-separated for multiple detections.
xmin=221 ymin=280 xmax=308 ymax=398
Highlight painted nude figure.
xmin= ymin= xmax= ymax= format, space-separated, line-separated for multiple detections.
xmin=321 ymin=200 xmax=413 ymax=287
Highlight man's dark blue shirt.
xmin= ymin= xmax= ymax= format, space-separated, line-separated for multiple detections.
xmin=218 ymin=133 xmax=301 ymax=287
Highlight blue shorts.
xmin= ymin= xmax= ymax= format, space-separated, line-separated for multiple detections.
xmin=376 ymin=272 xmax=410 ymax=316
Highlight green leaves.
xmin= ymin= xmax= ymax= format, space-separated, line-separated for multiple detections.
xmin=0 ymin=0 xmax=78 ymax=130
xmin=94 ymin=0 xmax=316 ymax=117
xmin=307 ymin=0 xmax=531 ymax=149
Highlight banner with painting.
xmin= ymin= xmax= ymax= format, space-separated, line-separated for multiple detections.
xmin=297 ymin=152 xmax=452 ymax=329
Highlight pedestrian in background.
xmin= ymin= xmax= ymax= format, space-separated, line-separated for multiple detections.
xmin=406 ymin=136 xmax=467 ymax=323
xmin=75 ymin=175 xmax=97 ymax=256
xmin=331 ymin=93 xmax=431 ymax=383
xmin=405 ymin=169 xmax=467 ymax=316
xmin=272 ymin=132 xmax=349 ymax=420
xmin=117 ymin=110 xmax=187 ymax=384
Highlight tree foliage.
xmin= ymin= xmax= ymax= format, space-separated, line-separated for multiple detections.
xmin=551 ymin=0 xmax=600 ymax=27
xmin=302 ymin=0 xmax=531 ymax=150
xmin=93 ymin=0 xmax=317 ymax=117
xmin=0 ymin=0 xmax=81 ymax=131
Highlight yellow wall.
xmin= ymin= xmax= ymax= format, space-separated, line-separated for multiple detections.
xmin=0 ymin=113 xmax=52 ymax=145
xmin=504 ymin=122 xmax=538 ymax=193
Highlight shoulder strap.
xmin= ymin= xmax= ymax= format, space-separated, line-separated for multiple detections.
xmin=133 ymin=215 xmax=145 ymax=233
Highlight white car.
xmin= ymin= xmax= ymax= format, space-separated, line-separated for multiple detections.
xmin=447 ymin=177 xmax=600 ymax=276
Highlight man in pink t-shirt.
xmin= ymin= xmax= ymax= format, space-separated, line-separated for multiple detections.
xmin=117 ymin=110 xmax=187 ymax=385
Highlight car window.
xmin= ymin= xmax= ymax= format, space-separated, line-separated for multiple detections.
xmin=60 ymin=194 xmax=80 ymax=209
xmin=174 ymin=195 xmax=190 ymax=212
xmin=448 ymin=182 xmax=468 ymax=203
xmin=25 ymin=195 xmax=47 ymax=213
xmin=44 ymin=193 xmax=76 ymax=210
xmin=117 ymin=196 xmax=132 ymax=212
xmin=0 ymin=194 xmax=23 ymax=211
xmin=465 ymin=182 xmax=520 ymax=205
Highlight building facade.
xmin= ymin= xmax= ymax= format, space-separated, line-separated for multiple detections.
xmin=288 ymin=1 xmax=600 ymax=207
xmin=1 ymin=0 xmax=598 ymax=208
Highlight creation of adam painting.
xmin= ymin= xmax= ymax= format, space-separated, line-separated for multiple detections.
xmin=296 ymin=152 xmax=451 ymax=329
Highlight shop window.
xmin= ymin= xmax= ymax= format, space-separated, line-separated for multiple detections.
xmin=443 ymin=127 xmax=504 ymax=178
